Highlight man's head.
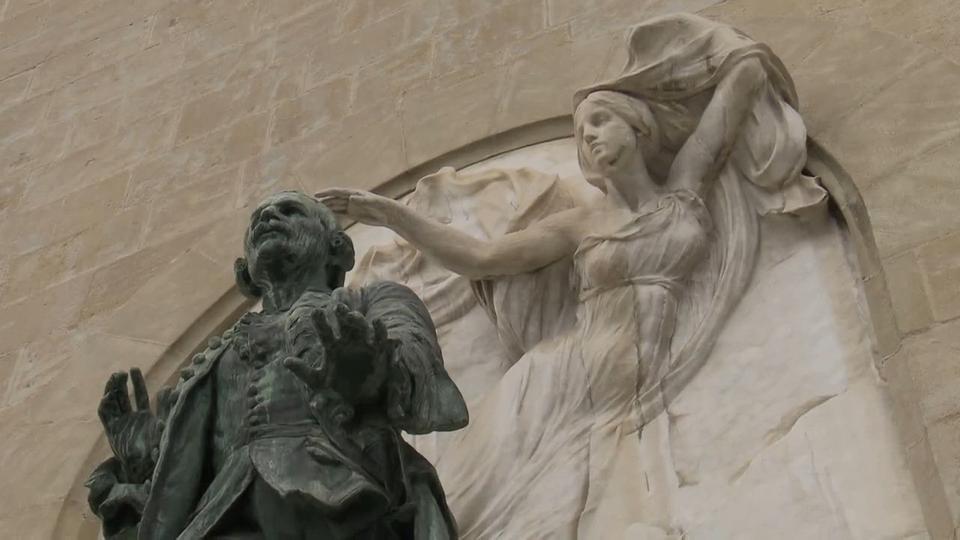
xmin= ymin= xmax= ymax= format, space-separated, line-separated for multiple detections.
xmin=235 ymin=191 xmax=355 ymax=298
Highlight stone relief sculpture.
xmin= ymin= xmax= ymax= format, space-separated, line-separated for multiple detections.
xmin=86 ymin=192 xmax=467 ymax=539
xmin=317 ymin=13 xmax=827 ymax=539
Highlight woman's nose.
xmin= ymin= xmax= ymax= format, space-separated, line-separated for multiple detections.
xmin=583 ymin=130 xmax=597 ymax=144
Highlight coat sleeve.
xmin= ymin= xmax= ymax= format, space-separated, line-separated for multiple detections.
xmin=337 ymin=282 xmax=469 ymax=434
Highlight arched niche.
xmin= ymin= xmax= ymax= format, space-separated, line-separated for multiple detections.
xmin=54 ymin=117 xmax=945 ymax=538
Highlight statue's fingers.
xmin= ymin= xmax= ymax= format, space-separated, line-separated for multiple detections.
xmin=283 ymin=357 xmax=323 ymax=388
xmin=338 ymin=309 xmax=369 ymax=342
xmin=311 ymin=308 xmax=337 ymax=343
xmin=106 ymin=371 xmax=132 ymax=414
xmin=130 ymin=368 xmax=150 ymax=412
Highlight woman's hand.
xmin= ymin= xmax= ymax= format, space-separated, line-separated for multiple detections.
xmin=315 ymin=188 xmax=395 ymax=227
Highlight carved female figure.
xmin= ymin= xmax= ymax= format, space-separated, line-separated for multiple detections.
xmin=319 ymin=13 xmax=823 ymax=539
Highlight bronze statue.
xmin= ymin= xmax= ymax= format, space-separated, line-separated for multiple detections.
xmin=86 ymin=191 xmax=468 ymax=539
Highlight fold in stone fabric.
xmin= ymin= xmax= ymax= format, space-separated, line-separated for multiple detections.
xmin=352 ymin=13 xmax=826 ymax=539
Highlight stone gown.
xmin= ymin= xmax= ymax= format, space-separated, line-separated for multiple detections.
xmin=424 ymin=190 xmax=712 ymax=539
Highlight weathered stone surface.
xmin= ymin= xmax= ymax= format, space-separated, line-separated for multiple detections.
xmin=268 ymin=75 xmax=352 ymax=147
xmin=905 ymin=319 xmax=960 ymax=423
xmin=864 ymin=138 xmax=960 ymax=259
xmin=0 ymin=91 xmax=50 ymax=143
xmin=142 ymin=166 xmax=241 ymax=246
xmin=916 ymin=233 xmax=960 ymax=322
xmin=97 ymin=251 xmax=228 ymax=344
xmin=884 ymin=251 xmax=935 ymax=334
xmin=817 ymin=56 xmax=960 ymax=188
xmin=401 ymin=68 xmax=505 ymax=165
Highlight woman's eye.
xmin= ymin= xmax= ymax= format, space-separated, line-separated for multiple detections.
xmin=280 ymin=205 xmax=303 ymax=217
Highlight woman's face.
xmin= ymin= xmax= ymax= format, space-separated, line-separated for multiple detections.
xmin=575 ymin=101 xmax=638 ymax=176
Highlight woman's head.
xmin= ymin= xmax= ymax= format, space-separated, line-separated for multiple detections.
xmin=574 ymin=91 xmax=661 ymax=190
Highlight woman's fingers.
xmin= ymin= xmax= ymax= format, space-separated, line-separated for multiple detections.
xmin=314 ymin=188 xmax=356 ymax=199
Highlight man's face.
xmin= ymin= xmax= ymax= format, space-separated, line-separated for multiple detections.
xmin=244 ymin=192 xmax=333 ymax=277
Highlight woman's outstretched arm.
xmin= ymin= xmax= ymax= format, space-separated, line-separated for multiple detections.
xmin=667 ymin=56 xmax=767 ymax=196
xmin=316 ymin=188 xmax=583 ymax=279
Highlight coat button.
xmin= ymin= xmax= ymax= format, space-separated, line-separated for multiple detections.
xmin=192 ymin=353 xmax=204 ymax=365
xmin=207 ymin=336 xmax=222 ymax=349
xmin=180 ymin=368 xmax=194 ymax=380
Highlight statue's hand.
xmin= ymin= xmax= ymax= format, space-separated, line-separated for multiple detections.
xmin=97 ymin=369 xmax=171 ymax=485
xmin=314 ymin=188 xmax=394 ymax=227
xmin=285 ymin=303 xmax=394 ymax=406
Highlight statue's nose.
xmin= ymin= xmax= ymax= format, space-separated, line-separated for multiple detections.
xmin=260 ymin=206 xmax=281 ymax=222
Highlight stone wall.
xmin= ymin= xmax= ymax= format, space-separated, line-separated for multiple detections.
xmin=1 ymin=0 xmax=959 ymax=537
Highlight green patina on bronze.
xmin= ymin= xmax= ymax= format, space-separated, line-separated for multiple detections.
xmin=87 ymin=191 xmax=468 ymax=539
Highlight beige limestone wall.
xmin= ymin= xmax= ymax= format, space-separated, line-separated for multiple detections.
xmin=1 ymin=0 xmax=959 ymax=537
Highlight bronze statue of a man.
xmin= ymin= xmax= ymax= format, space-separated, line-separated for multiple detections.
xmin=86 ymin=191 xmax=468 ymax=539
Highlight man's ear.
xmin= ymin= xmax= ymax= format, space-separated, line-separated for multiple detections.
xmin=234 ymin=257 xmax=263 ymax=298
xmin=330 ymin=231 xmax=355 ymax=272
xmin=326 ymin=231 xmax=355 ymax=289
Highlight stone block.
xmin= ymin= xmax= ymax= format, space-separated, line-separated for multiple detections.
xmin=400 ymin=68 xmax=505 ymax=166
xmin=28 ymin=18 xmax=150 ymax=96
xmin=120 ymin=43 xmax=254 ymax=126
xmin=255 ymin=0 xmax=320 ymax=30
xmin=917 ymin=233 xmax=960 ymax=322
xmin=432 ymin=0 xmax=545 ymax=78
xmin=177 ymin=70 xmax=288 ymax=145
xmin=864 ymin=137 xmax=960 ymax=258
xmin=24 ymin=110 xmax=177 ymax=208
xmin=817 ymin=56 xmax=960 ymax=189
xmin=884 ymin=251 xmax=935 ymax=334
xmin=0 ymin=121 xmax=68 ymax=174
xmin=2 ymin=0 xmax=46 ymax=21
xmin=905 ymin=319 xmax=960 ymax=424
xmin=80 ymin=227 xmax=204 ymax=322
xmin=143 ymin=166 xmax=242 ymax=246
xmin=927 ymin=416 xmax=960 ymax=525
xmin=0 ymin=272 xmax=92 ymax=355
xmin=305 ymin=9 xmax=408 ymax=88
xmin=0 ymin=69 xmax=31 ymax=104
xmin=0 ymin=207 xmax=146 ymax=304
xmin=98 ymin=251 xmax=229 ymax=345
xmin=865 ymin=0 xmax=960 ymax=67
xmin=149 ymin=0 xmax=258 ymax=65
xmin=0 ymin=33 xmax=55 ymax=82
xmin=20 ymin=331 xmax=166 ymax=425
xmin=297 ymin=106 xmax=407 ymax=193
xmin=906 ymin=433 xmax=958 ymax=539
xmin=793 ymin=24 xmax=931 ymax=138
xmin=45 ymin=62 xmax=124 ymax=123
xmin=0 ymin=2 xmax=49 ymax=51
xmin=60 ymin=98 xmax=123 ymax=157
xmin=274 ymin=2 xmax=341 ymax=62
xmin=0 ymin=198 xmax=61 ymax=256
xmin=354 ymin=40 xmax=433 ymax=110
xmin=495 ymin=31 xmax=613 ymax=132
xmin=0 ymin=177 xmax=24 ymax=216
xmin=269 ymin=75 xmax=352 ymax=147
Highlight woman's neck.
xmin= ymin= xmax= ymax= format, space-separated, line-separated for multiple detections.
xmin=605 ymin=164 xmax=662 ymax=212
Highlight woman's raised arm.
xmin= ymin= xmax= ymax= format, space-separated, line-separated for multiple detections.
xmin=667 ymin=56 xmax=767 ymax=196
xmin=316 ymin=188 xmax=583 ymax=279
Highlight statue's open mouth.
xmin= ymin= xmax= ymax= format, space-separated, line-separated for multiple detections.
xmin=252 ymin=222 xmax=290 ymax=244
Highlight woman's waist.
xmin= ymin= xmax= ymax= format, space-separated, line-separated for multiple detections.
xmin=578 ymin=275 xmax=682 ymax=302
